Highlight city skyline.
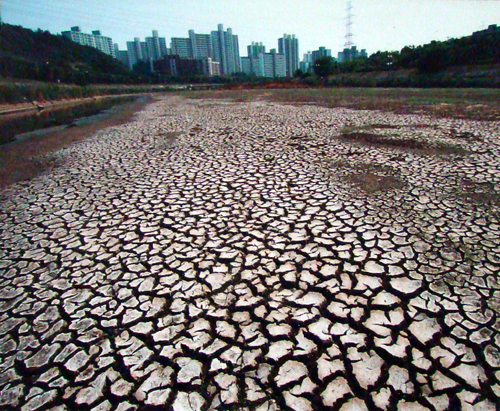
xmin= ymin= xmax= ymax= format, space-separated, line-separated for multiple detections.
xmin=3 ymin=0 xmax=499 ymax=58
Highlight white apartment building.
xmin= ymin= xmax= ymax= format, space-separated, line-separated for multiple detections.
xmin=211 ymin=24 xmax=241 ymax=75
xmin=146 ymin=30 xmax=168 ymax=61
xmin=242 ymin=48 xmax=286 ymax=78
xmin=62 ymin=27 xmax=115 ymax=58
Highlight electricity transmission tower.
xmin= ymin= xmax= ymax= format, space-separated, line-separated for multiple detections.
xmin=344 ymin=0 xmax=354 ymax=49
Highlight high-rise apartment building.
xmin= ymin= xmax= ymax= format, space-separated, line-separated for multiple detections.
xmin=126 ymin=37 xmax=143 ymax=69
xmin=241 ymin=57 xmax=253 ymax=75
xmin=169 ymin=25 xmax=240 ymax=75
xmin=260 ymin=49 xmax=286 ymax=78
xmin=146 ymin=30 xmax=168 ymax=61
xmin=140 ymin=41 xmax=150 ymax=62
xmin=241 ymin=56 xmax=261 ymax=76
xmin=189 ymin=30 xmax=212 ymax=59
xmin=171 ymin=30 xmax=212 ymax=59
xmin=312 ymin=47 xmax=332 ymax=62
xmin=211 ymin=25 xmax=226 ymax=73
xmin=278 ymin=34 xmax=299 ymax=77
xmin=121 ymin=31 xmax=168 ymax=70
xmin=211 ymin=24 xmax=241 ymax=75
xmin=62 ymin=27 xmax=115 ymax=58
xmin=300 ymin=51 xmax=313 ymax=73
xmin=154 ymin=55 xmax=220 ymax=77
xmin=248 ymin=42 xmax=265 ymax=58
xmin=337 ymin=46 xmax=367 ymax=62
xmin=272 ymin=50 xmax=287 ymax=78
xmin=226 ymin=27 xmax=241 ymax=74
xmin=241 ymin=45 xmax=285 ymax=78
xmin=114 ymin=44 xmax=130 ymax=67
xmin=92 ymin=30 xmax=116 ymax=58
xmin=171 ymin=37 xmax=192 ymax=58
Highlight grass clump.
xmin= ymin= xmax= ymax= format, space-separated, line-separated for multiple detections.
xmin=334 ymin=162 xmax=406 ymax=194
xmin=348 ymin=173 xmax=406 ymax=194
xmin=339 ymin=130 xmax=468 ymax=156
xmin=458 ymin=179 xmax=500 ymax=206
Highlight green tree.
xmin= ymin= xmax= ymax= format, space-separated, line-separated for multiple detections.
xmin=313 ymin=56 xmax=337 ymax=78
xmin=294 ymin=69 xmax=304 ymax=78
xmin=416 ymin=42 xmax=449 ymax=73
xmin=365 ymin=51 xmax=396 ymax=71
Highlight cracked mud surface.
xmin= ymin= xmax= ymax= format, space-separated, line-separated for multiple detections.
xmin=1 ymin=95 xmax=500 ymax=410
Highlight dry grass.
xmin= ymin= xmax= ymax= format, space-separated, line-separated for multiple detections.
xmin=339 ymin=130 xmax=468 ymax=157
xmin=458 ymin=179 xmax=500 ymax=206
xmin=347 ymin=172 xmax=406 ymax=194
xmin=334 ymin=162 xmax=406 ymax=194
xmin=357 ymin=124 xmax=400 ymax=130
xmin=0 ymin=97 xmax=152 ymax=189
xmin=448 ymin=128 xmax=483 ymax=142
xmin=183 ymin=88 xmax=500 ymax=121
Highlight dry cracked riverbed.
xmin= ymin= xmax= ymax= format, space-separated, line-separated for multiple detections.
xmin=1 ymin=95 xmax=500 ymax=410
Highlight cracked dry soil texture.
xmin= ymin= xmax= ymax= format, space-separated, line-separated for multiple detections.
xmin=1 ymin=95 xmax=500 ymax=410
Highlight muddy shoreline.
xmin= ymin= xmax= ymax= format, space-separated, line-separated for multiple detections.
xmin=0 ymin=95 xmax=153 ymax=188
xmin=0 ymin=93 xmax=147 ymax=116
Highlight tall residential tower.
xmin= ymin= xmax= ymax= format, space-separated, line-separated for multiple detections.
xmin=126 ymin=37 xmax=143 ymax=69
xmin=211 ymin=24 xmax=241 ymax=75
xmin=171 ymin=30 xmax=212 ymax=58
xmin=62 ymin=27 xmax=115 ymax=58
xmin=146 ymin=30 xmax=168 ymax=61
xmin=278 ymin=34 xmax=299 ymax=77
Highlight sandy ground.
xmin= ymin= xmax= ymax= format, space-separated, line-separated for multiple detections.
xmin=0 ymin=95 xmax=499 ymax=410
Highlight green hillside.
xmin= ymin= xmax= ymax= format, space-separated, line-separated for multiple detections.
xmin=362 ymin=24 xmax=500 ymax=74
xmin=0 ymin=24 xmax=141 ymax=85
xmin=295 ymin=24 xmax=500 ymax=88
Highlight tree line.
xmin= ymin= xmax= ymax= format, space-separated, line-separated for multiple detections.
xmin=298 ymin=25 xmax=500 ymax=80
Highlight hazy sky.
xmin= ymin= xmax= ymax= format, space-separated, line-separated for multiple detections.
xmin=3 ymin=0 xmax=499 ymax=57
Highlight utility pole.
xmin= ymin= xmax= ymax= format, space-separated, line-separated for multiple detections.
xmin=344 ymin=0 xmax=354 ymax=49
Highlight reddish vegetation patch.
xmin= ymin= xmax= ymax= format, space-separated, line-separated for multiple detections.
xmin=223 ymin=81 xmax=309 ymax=91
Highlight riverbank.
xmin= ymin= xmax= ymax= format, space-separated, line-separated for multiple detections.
xmin=0 ymin=93 xmax=143 ymax=116
xmin=0 ymin=79 xmax=173 ymax=104
xmin=0 ymin=95 xmax=153 ymax=188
